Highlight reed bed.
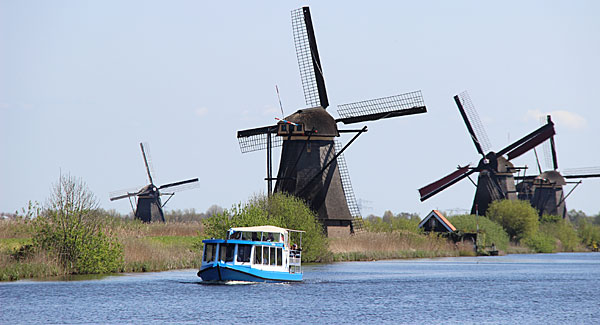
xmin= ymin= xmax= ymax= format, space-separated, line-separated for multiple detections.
xmin=0 ymin=250 xmax=65 ymax=281
xmin=329 ymin=231 xmax=475 ymax=261
xmin=121 ymin=237 xmax=200 ymax=272
xmin=0 ymin=219 xmax=31 ymax=239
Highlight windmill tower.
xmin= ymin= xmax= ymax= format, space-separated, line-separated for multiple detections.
xmin=419 ymin=91 xmax=556 ymax=216
xmin=236 ymin=7 xmax=427 ymax=235
xmin=516 ymin=115 xmax=600 ymax=219
xmin=110 ymin=143 xmax=199 ymax=222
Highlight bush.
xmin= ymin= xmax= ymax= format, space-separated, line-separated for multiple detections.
xmin=524 ymin=232 xmax=556 ymax=253
xmin=202 ymin=193 xmax=330 ymax=262
xmin=486 ymin=200 xmax=539 ymax=241
xmin=538 ymin=215 xmax=580 ymax=252
xmin=577 ymin=220 xmax=600 ymax=248
xmin=449 ymin=214 xmax=509 ymax=251
xmin=32 ymin=174 xmax=123 ymax=274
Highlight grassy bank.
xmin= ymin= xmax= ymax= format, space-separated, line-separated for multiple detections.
xmin=0 ymin=218 xmax=203 ymax=281
xmin=329 ymin=231 xmax=476 ymax=261
xmin=3 ymin=214 xmax=597 ymax=281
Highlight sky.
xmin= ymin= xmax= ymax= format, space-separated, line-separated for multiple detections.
xmin=1 ymin=1 xmax=599 ymax=218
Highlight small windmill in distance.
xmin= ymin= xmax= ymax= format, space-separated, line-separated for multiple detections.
xmin=109 ymin=143 xmax=199 ymax=222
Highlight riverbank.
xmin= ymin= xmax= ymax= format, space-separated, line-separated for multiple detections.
xmin=1 ymin=218 xmax=594 ymax=281
xmin=0 ymin=219 xmax=202 ymax=281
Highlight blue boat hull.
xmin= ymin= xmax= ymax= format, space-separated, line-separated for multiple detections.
xmin=198 ymin=263 xmax=302 ymax=283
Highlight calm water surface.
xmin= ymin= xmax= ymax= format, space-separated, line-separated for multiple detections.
xmin=1 ymin=253 xmax=599 ymax=324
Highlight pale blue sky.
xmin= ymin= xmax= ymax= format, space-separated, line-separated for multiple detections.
xmin=1 ymin=1 xmax=599 ymax=217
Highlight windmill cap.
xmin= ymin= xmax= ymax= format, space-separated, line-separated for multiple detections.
xmin=285 ymin=107 xmax=339 ymax=137
xmin=537 ymin=170 xmax=567 ymax=186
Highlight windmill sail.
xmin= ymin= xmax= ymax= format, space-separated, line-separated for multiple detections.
xmin=292 ymin=7 xmax=328 ymax=109
xmin=455 ymin=91 xmax=491 ymax=155
xmin=336 ymin=91 xmax=426 ymax=124
xmin=335 ymin=141 xmax=365 ymax=232
xmin=237 ymin=125 xmax=282 ymax=153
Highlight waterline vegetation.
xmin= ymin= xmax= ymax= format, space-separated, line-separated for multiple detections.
xmin=2 ymin=175 xmax=600 ymax=281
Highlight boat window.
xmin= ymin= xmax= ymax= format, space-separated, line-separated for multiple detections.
xmin=251 ymin=232 xmax=259 ymax=241
xmin=203 ymin=243 xmax=216 ymax=262
xmin=237 ymin=244 xmax=251 ymax=263
xmin=225 ymin=244 xmax=235 ymax=262
xmin=277 ymin=248 xmax=282 ymax=266
xmin=242 ymin=232 xmax=252 ymax=241
xmin=219 ymin=244 xmax=234 ymax=262
xmin=269 ymin=247 xmax=276 ymax=266
xmin=262 ymin=246 xmax=269 ymax=265
xmin=254 ymin=246 xmax=261 ymax=264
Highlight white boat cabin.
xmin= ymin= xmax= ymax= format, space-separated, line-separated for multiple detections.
xmin=202 ymin=226 xmax=303 ymax=274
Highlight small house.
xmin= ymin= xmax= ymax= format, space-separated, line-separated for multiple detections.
xmin=418 ymin=210 xmax=457 ymax=233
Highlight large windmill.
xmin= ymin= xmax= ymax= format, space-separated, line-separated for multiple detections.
xmin=516 ymin=115 xmax=600 ymax=219
xmin=418 ymin=91 xmax=556 ymax=216
xmin=110 ymin=143 xmax=199 ymax=222
xmin=236 ymin=7 xmax=427 ymax=235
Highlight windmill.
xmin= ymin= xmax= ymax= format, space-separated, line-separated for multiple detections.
xmin=515 ymin=115 xmax=600 ymax=219
xmin=109 ymin=143 xmax=199 ymax=222
xmin=418 ymin=91 xmax=556 ymax=216
xmin=236 ymin=6 xmax=427 ymax=234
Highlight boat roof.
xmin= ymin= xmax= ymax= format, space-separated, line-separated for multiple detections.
xmin=229 ymin=225 xmax=304 ymax=233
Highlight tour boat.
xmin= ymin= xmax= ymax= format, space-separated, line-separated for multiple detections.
xmin=197 ymin=225 xmax=304 ymax=283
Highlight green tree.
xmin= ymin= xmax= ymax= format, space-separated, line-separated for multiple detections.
xmin=567 ymin=209 xmax=588 ymax=225
xmin=449 ymin=214 xmax=509 ymax=251
xmin=202 ymin=193 xmax=330 ymax=262
xmin=486 ymin=200 xmax=539 ymax=241
xmin=363 ymin=213 xmax=421 ymax=233
xmin=33 ymin=174 xmax=123 ymax=274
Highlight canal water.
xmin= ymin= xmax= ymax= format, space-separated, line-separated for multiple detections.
xmin=1 ymin=253 xmax=599 ymax=324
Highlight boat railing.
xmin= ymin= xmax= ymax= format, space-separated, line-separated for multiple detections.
xmin=289 ymin=250 xmax=302 ymax=274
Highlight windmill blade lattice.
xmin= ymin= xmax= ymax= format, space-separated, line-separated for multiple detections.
xmin=109 ymin=186 xmax=143 ymax=201
xmin=140 ymin=142 xmax=157 ymax=185
xmin=336 ymin=91 xmax=426 ymax=124
xmin=562 ymin=167 xmax=600 ymax=179
xmin=237 ymin=125 xmax=282 ymax=153
xmin=455 ymin=91 xmax=492 ymax=155
xmin=291 ymin=7 xmax=328 ymax=109
xmin=334 ymin=141 xmax=361 ymax=218
xmin=540 ymin=116 xmax=555 ymax=170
